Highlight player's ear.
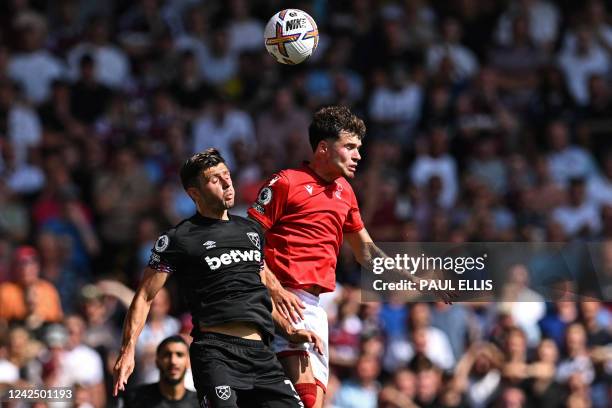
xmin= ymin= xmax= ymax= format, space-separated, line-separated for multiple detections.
xmin=316 ymin=140 xmax=328 ymax=154
xmin=186 ymin=186 xmax=200 ymax=202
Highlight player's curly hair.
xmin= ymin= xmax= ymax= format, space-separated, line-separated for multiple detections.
xmin=308 ymin=105 xmax=366 ymax=151
xmin=180 ymin=148 xmax=225 ymax=190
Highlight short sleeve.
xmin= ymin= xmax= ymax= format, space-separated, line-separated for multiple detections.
xmin=247 ymin=173 xmax=289 ymax=229
xmin=148 ymin=229 xmax=183 ymax=273
xmin=343 ymin=185 xmax=364 ymax=233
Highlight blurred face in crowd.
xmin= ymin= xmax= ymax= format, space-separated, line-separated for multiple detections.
xmin=411 ymin=327 xmax=428 ymax=354
xmin=22 ymin=26 xmax=43 ymax=51
xmin=442 ymin=18 xmax=461 ymax=43
xmin=576 ymin=28 xmax=593 ymax=54
xmin=409 ymin=303 xmax=430 ymax=329
xmin=14 ymin=254 xmax=40 ymax=286
xmin=568 ymin=180 xmax=586 ymax=206
xmin=65 ymin=315 xmax=86 ymax=350
xmin=548 ymin=122 xmax=569 ymax=151
xmin=500 ymin=387 xmax=526 ymax=408
xmin=537 ymin=339 xmax=558 ymax=364
xmin=156 ymin=341 xmax=189 ymax=385
xmin=579 ymin=301 xmax=600 ymax=324
xmin=506 ymin=329 xmax=527 ymax=358
xmin=416 ymin=369 xmax=441 ymax=403
xmin=565 ymin=324 xmax=587 ymax=356
xmin=394 ymin=369 xmax=416 ymax=398
xmin=355 ymin=355 xmax=380 ymax=384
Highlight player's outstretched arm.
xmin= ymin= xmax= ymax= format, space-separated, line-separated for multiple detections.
xmin=113 ymin=267 xmax=169 ymax=396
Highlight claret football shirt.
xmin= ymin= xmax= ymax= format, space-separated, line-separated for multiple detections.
xmin=248 ymin=163 xmax=364 ymax=293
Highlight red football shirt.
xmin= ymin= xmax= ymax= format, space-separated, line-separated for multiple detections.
xmin=248 ymin=164 xmax=364 ymax=293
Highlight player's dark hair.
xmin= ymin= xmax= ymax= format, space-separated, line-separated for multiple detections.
xmin=156 ymin=335 xmax=188 ymax=356
xmin=308 ymin=105 xmax=366 ymax=151
xmin=180 ymin=148 xmax=226 ymax=190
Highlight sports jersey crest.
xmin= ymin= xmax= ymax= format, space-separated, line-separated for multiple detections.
xmin=257 ymin=187 xmax=273 ymax=205
xmin=215 ymin=385 xmax=231 ymax=400
xmin=154 ymin=235 xmax=169 ymax=252
xmin=247 ymin=232 xmax=260 ymax=249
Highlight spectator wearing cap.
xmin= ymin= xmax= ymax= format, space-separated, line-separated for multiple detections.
xmin=0 ymin=246 xmax=63 ymax=324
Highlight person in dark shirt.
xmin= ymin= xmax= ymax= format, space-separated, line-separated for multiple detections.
xmin=113 ymin=148 xmax=321 ymax=408
xmin=121 ymin=335 xmax=198 ymax=408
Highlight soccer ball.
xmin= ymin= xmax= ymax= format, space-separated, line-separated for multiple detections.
xmin=264 ymin=9 xmax=319 ymax=65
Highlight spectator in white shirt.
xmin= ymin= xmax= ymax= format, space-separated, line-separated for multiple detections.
xmin=227 ymin=0 xmax=264 ymax=53
xmin=562 ymin=0 xmax=612 ymax=56
xmin=587 ymin=152 xmax=612 ymax=209
xmin=410 ymin=128 xmax=459 ymax=209
xmin=495 ymin=0 xmax=560 ymax=50
xmin=427 ymin=18 xmax=479 ymax=82
xmin=8 ymin=17 xmax=65 ymax=104
xmin=368 ymin=67 xmax=423 ymax=145
xmin=558 ymin=27 xmax=610 ymax=106
xmin=192 ymin=92 xmax=256 ymax=170
xmin=199 ymin=26 xmax=238 ymax=86
xmin=67 ymin=16 xmax=131 ymax=90
xmin=0 ymin=80 xmax=42 ymax=169
xmin=553 ymin=177 xmax=601 ymax=238
xmin=384 ymin=303 xmax=455 ymax=373
xmin=546 ymin=120 xmax=598 ymax=186
xmin=43 ymin=318 xmax=105 ymax=408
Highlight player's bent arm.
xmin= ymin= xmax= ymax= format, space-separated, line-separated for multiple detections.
xmin=113 ymin=267 xmax=169 ymax=395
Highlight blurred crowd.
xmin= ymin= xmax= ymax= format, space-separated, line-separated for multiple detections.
xmin=0 ymin=0 xmax=611 ymax=407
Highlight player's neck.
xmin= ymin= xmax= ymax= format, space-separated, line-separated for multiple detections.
xmin=308 ymin=159 xmax=339 ymax=183
xmin=158 ymin=380 xmax=186 ymax=401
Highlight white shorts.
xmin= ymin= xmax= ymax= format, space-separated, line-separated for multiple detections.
xmin=273 ymin=288 xmax=329 ymax=390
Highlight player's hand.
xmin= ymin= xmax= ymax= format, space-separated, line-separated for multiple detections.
xmin=113 ymin=349 xmax=135 ymax=396
xmin=289 ymin=329 xmax=324 ymax=355
xmin=271 ymin=287 xmax=305 ymax=323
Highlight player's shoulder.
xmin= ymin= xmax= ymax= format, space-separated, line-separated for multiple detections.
xmin=153 ymin=217 xmax=192 ymax=251
xmin=232 ymin=214 xmax=264 ymax=234
xmin=336 ymin=176 xmax=357 ymax=193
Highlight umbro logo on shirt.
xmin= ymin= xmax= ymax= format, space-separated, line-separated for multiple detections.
xmin=305 ymin=185 xmax=313 ymax=195
xmin=203 ymin=241 xmax=216 ymax=249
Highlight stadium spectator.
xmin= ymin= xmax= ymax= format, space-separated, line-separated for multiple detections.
xmin=332 ymin=354 xmax=381 ymax=408
xmin=426 ymin=17 xmax=478 ymax=83
xmin=7 ymin=13 xmax=65 ymax=104
xmin=0 ymin=245 xmax=63 ymax=324
xmin=67 ymin=16 xmax=130 ymax=90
